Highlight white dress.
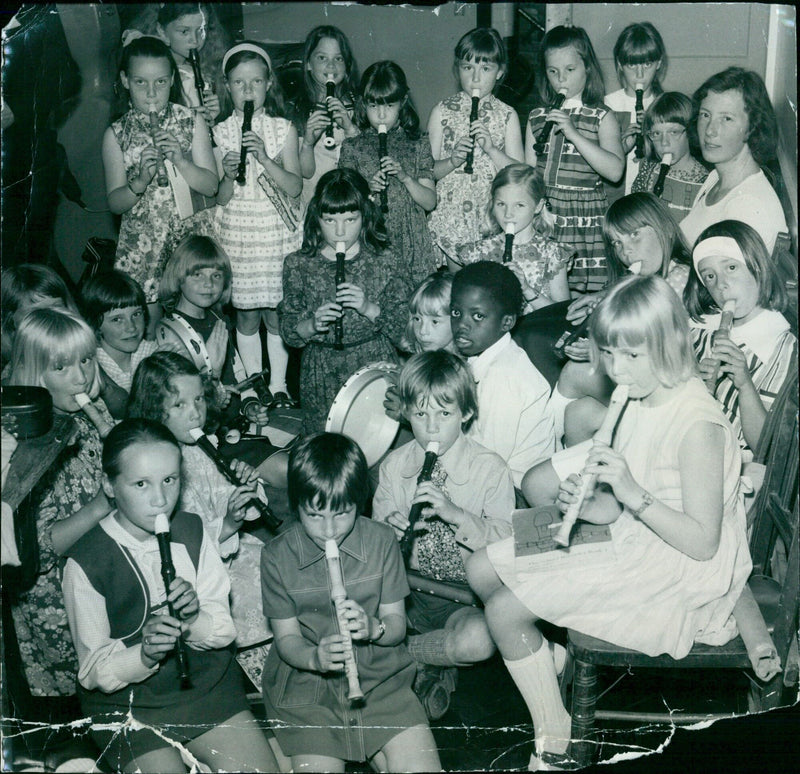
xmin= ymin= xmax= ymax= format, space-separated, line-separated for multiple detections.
xmin=213 ymin=110 xmax=303 ymax=308
xmin=604 ymin=88 xmax=655 ymax=195
xmin=487 ymin=377 xmax=752 ymax=659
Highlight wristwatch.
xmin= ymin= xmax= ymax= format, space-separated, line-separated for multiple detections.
xmin=372 ymin=618 xmax=386 ymax=642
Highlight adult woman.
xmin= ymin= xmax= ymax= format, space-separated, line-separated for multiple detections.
xmin=680 ymin=67 xmax=787 ymax=253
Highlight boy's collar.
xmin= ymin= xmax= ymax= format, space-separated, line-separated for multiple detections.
xmin=467 ymin=331 xmax=512 ymax=367
xmin=401 ymin=433 xmax=471 ymax=486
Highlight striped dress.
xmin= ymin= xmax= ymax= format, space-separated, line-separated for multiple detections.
xmin=213 ymin=111 xmax=303 ymax=309
xmin=691 ymin=308 xmax=796 ymax=460
xmin=528 ymin=99 xmax=610 ymax=293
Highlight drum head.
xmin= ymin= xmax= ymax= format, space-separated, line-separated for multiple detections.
xmin=325 ymin=362 xmax=400 ymax=466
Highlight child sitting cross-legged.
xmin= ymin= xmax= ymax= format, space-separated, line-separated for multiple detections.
xmin=372 ymin=350 xmax=515 ymax=719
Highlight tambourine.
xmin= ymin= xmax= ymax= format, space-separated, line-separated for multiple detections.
xmin=325 ymin=362 xmax=400 ymax=467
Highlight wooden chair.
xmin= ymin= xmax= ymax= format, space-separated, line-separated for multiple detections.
xmin=563 ymin=363 xmax=800 ymax=767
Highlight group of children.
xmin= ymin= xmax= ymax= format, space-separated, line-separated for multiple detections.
xmin=1 ymin=6 xmax=795 ymax=773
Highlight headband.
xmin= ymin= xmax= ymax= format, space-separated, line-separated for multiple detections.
xmin=692 ymin=236 xmax=746 ymax=277
xmin=222 ymin=43 xmax=272 ymax=73
xmin=121 ymin=29 xmax=164 ymax=48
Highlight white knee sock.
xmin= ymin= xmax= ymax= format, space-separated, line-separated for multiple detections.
xmin=547 ymin=386 xmax=574 ymax=449
xmin=503 ymin=644 xmax=571 ymax=757
xmin=266 ymin=331 xmax=289 ymax=395
xmin=237 ymin=330 xmax=263 ymax=377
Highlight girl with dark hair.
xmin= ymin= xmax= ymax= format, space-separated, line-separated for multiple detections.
xmin=261 ymin=431 xmax=441 ymax=772
xmin=631 ymin=92 xmax=709 ymax=221
xmin=525 ymin=25 xmax=625 ymax=294
xmin=61 ymin=417 xmax=277 ymax=773
xmin=428 ymin=27 xmax=523 ymax=270
xmin=340 ymin=60 xmax=438 ymax=287
xmin=104 ymin=32 xmax=217 ymax=331
xmin=681 ymin=67 xmax=787 ymax=253
xmin=213 ymin=42 xmax=303 ymax=408
xmin=606 ymin=21 xmax=668 ymax=194
xmin=78 ymin=269 xmax=157 ymax=394
xmin=290 ymin=25 xmax=361 ymax=203
xmin=686 ymin=220 xmax=795 ymax=455
xmin=278 ymin=168 xmax=411 ymax=434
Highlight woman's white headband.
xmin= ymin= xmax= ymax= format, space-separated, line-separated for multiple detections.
xmin=222 ymin=43 xmax=272 ymax=73
xmin=692 ymin=236 xmax=746 ymax=276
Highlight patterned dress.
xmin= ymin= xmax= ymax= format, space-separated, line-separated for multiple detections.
xmin=631 ymin=156 xmax=709 ymax=222
xmin=428 ymin=92 xmax=516 ymax=262
xmin=458 ymin=231 xmax=573 ymax=307
xmin=690 ymin=308 xmax=796 ymax=460
xmin=111 ymin=103 xmax=216 ymax=303
xmin=278 ymin=244 xmax=411 ymax=435
xmin=179 ymin=445 xmax=270 ymax=649
xmin=213 ymin=111 xmax=303 ymax=308
xmin=528 ymin=99 xmax=611 ymax=293
xmin=339 ymin=127 xmax=437 ymax=287
xmin=11 ymin=405 xmax=110 ymax=695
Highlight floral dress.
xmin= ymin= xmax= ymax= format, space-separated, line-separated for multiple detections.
xmin=213 ymin=110 xmax=303 ymax=308
xmin=11 ymin=405 xmax=109 ymax=695
xmin=278 ymin=244 xmax=411 ymax=434
xmin=339 ymin=127 xmax=437 ymax=287
xmin=631 ymin=156 xmax=709 ymax=222
xmin=111 ymin=102 xmax=216 ymax=303
xmin=428 ymin=92 xmax=516 ymax=262
xmin=458 ymin=231 xmax=573 ymax=309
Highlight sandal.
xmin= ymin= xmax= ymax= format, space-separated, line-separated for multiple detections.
xmin=267 ymin=391 xmax=299 ymax=411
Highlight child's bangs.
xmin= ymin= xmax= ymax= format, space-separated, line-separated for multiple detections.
xmin=605 ymin=204 xmax=649 ymax=239
xmin=413 ymin=292 xmax=449 ymax=317
xmin=591 ymin=302 xmax=648 ymax=352
xmin=461 ymin=51 xmax=499 ymax=66
xmin=306 ymin=483 xmax=352 ymax=515
xmin=49 ymin=323 xmax=96 ymax=368
xmin=186 ymin=254 xmax=226 ymax=275
xmin=619 ymin=38 xmax=661 ymax=66
xmin=318 ymin=180 xmax=361 ymax=215
xmin=364 ymin=79 xmax=405 ymax=105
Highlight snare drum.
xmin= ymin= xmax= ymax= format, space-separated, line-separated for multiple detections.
xmin=325 ymin=362 xmax=400 ymax=466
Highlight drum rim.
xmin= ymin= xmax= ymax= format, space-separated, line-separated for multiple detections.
xmin=325 ymin=361 xmax=400 ymax=465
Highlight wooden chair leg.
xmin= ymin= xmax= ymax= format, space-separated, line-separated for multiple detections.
xmin=559 ymin=648 xmax=574 ymax=706
xmin=569 ymin=658 xmax=598 ymax=767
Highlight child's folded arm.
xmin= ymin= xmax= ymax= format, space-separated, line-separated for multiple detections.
xmin=62 ymin=558 xmax=158 ymax=693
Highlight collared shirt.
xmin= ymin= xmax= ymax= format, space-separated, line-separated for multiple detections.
xmin=62 ymin=512 xmax=235 ymax=694
xmin=467 ymin=333 xmax=556 ymax=486
xmin=261 ymin=517 xmax=413 ymax=698
xmin=372 ymin=433 xmax=515 ymax=565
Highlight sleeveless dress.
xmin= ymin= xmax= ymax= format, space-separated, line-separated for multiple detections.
xmin=213 ymin=111 xmax=303 ymax=308
xmin=428 ymin=92 xmax=515 ymax=262
xmin=339 ymin=126 xmax=437 ymax=287
xmin=528 ymin=99 xmax=610 ymax=294
xmin=111 ymin=103 xmax=216 ymax=303
xmin=487 ymin=378 xmax=751 ymax=659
